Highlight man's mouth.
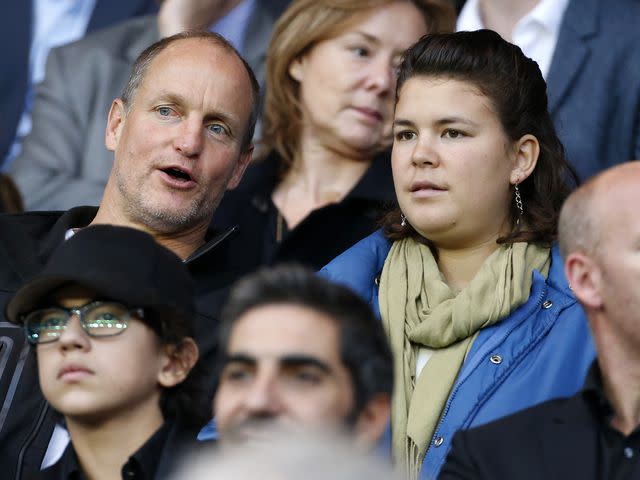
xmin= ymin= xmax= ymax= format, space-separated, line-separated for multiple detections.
xmin=161 ymin=166 xmax=193 ymax=183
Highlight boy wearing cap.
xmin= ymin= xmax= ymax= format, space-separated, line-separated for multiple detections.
xmin=6 ymin=225 xmax=209 ymax=479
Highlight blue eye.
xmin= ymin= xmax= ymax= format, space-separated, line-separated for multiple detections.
xmin=157 ymin=106 xmax=173 ymax=117
xmin=208 ymin=123 xmax=227 ymax=135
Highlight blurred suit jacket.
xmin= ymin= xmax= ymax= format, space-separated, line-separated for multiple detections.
xmin=0 ymin=0 xmax=158 ymax=164
xmin=546 ymin=0 xmax=640 ymax=180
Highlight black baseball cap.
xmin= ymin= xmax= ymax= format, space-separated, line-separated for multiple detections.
xmin=6 ymin=225 xmax=196 ymax=331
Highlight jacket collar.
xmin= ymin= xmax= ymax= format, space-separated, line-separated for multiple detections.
xmin=37 ymin=207 xmax=98 ymax=264
xmin=35 ymin=206 xmax=236 ymax=268
xmin=546 ymin=0 xmax=599 ymax=114
xmin=545 ymin=244 xmax=573 ymax=297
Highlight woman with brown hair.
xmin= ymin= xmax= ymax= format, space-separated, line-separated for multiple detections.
xmin=214 ymin=0 xmax=455 ymax=271
xmin=321 ymin=30 xmax=596 ymax=479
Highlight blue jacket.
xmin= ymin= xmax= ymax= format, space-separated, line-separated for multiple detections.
xmin=320 ymin=230 xmax=596 ymax=479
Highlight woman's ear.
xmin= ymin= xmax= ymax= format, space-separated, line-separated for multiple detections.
xmin=510 ymin=134 xmax=540 ymax=184
xmin=288 ymin=56 xmax=305 ymax=82
xmin=157 ymin=338 xmax=199 ymax=388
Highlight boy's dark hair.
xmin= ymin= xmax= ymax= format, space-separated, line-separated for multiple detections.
xmin=215 ymin=265 xmax=393 ymax=414
xmin=149 ymin=310 xmax=211 ymax=429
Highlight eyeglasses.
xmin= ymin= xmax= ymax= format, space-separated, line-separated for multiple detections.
xmin=22 ymin=301 xmax=144 ymax=345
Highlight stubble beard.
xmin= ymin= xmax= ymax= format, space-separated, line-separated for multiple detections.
xmin=115 ymin=168 xmax=222 ymax=234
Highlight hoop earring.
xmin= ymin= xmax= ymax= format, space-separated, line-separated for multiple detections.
xmin=514 ymin=184 xmax=524 ymax=225
xmin=400 ymin=214 xmax=407 ymax=227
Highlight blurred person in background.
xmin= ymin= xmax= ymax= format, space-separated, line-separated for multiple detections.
xmin=321 ymin=30 xmax=595 ymax=479
xmin=9 ymin=0 xmax=290 ymax=211
xmin=1 ymin=0 xmax=158 ymax=169
xmin=172 ymin=430 xmax=401 ymax=480
xmin=214 ymin=0 xmax=456 ymax=271
xmin=456 ymin=0 xmax=640 ymax=180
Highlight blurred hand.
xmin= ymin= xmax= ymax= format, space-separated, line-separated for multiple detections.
xmin=158 ymin=0 xmax=242 ymax=36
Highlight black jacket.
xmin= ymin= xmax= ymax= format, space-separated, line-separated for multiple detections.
xmin=0 ymin=207 xmax=238 ymax=479
xmin=214 ymin=150 xmax=396 ymax=272
xmin=438 ymin=362 xmax=638 ymax=480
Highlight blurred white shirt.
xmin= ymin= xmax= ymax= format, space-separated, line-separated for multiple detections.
xmin=456 ymin=0 xmax=570 ymax=79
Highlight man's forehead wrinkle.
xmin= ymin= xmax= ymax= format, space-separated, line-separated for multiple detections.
xmin=143 ymin=46 xmax=248 ymax=130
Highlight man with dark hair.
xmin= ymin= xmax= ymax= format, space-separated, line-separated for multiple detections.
xmin=0 ymin=31 xmax=256 ymax=478
xmin=6 ymin=225 xmax=208 ymax=479
xmin=439 ymin=161 xmax=640 ymax=479
xmin=210 ymin=265 xmax=392 ymax=448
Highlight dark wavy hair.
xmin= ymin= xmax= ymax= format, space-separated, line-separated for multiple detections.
xmin=383 ymin=29 xmax=578 ymax=246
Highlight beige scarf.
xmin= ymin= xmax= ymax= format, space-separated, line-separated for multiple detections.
xmin=379 ymin=238 xmax=550 ymax=478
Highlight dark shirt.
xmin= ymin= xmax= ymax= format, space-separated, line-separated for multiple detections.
xmin=214 ymin=150 xmax=396 ymax=271
xmin=37 ymin=419 xmax=195 ymax=480
xmin=582 ymin=363 xmax=640 ymax=479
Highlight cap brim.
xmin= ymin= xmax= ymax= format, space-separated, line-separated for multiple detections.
xmin=6 ymin=271 xmax=158 ymax=325
xmin=6 ymin=276 xmax=80 ymax=324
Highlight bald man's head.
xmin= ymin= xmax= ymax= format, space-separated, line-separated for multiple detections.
xmin=558 ymin=161 xmax=640 ymax=259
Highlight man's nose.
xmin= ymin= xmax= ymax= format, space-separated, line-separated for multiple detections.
xmin=242 ymin=373 xmax=282 ymax=415
xmin=174 ymin=119 xmax=204 ymax=157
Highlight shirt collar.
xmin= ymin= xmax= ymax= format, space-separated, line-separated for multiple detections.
xmin=125 ymin=422 xmax=173 ymax=479
xmin=48 ymin=422 xmax=173 ymax=480
xmin=47 ymin=444 xmax=83 ymax=480
xmin=516 ymin=0 xmax=570 ymax=36
xmin=457 ymin=0 xmax=570 ymax=36
xmin=456 ymin=0 xmax=484 ymax=32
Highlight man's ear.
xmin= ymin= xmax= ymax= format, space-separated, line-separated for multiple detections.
xmin=227 ymin=145 xmax=253 ymax=190
xmin=509 ymin=134 xmax=539 ymax=185
xmin=105 ymin=98 xmax=127 ymax=152
xmin=157 ymin=338 xmax=199 ymax=388
xmin=565 ymin=252 xmax=604 ymax=310
xmin=353 ymin=394 xmax=391 ymax=449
